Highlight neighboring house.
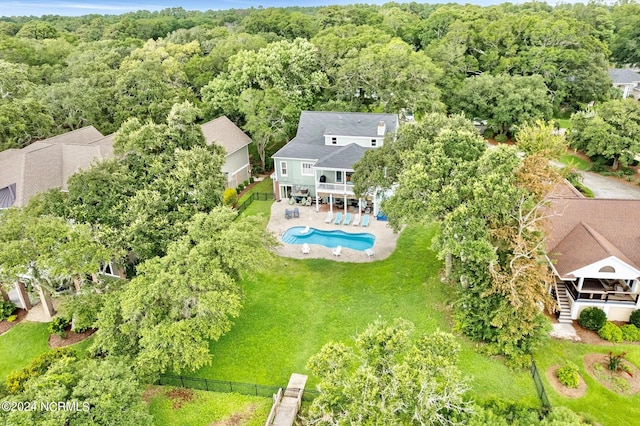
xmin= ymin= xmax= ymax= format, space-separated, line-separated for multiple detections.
xmin=547 ymin=189 xmax=640 ymax=322
xmin=201 ymin=116 xmax=252 ymax=189
xmin=271 ymin=111 xmax=399 ymax=215
xmin=0 ymin=126 xmax=113 ymax=209
xmin=608 ymin=68 xmax=640 ymax=100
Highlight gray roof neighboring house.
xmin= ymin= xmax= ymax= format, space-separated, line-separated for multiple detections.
xmin=273 ymin=111 xmax=398 ymax=168
xmin=201 ymin=116 xmax=251 ymax=155
xmin=0 ymin=126 xmax=113 ymax=208
xmin=608 ymin=68 xmax=640 ymax=84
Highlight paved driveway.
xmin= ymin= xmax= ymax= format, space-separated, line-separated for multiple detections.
xmin=580 ymin=171 xmax=640 ymax=199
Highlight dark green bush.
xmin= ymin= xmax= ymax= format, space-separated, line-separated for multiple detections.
xmin=495 ymin=134 xmax=508 ymax=143
xmin=483 ymin=128 xmax=495 ymax=139
xmin=49 ymin=316 xmax=70 ymax=338
xmin=556 ymin=362 xmax=580 ymax=388
xmin=621 ymin=324 xmax=640 ymax=342
xmin=578 ymin=307 xmax=606 ymax=331
xmin=243 ymin=179 xmax=249 ymax=187
xmin=598 ymin=322 xmax=623 ymax=342
xmin=0 ymin=300 xmax=16 ymax=321
xmin=629 ymin=310 xmax=640 ymax=328
xmin=249 ymin=177 xmax=255 ymax=183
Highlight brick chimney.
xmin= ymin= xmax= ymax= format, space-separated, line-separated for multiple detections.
xmin=377 ymin=121 xmax=385 ymax=136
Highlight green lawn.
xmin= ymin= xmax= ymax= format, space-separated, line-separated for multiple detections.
xmin=554 ymin=118 xmax=572 ymax=129
xmin=147 ymin=386 xmax=270 ymax=426
xmin=559 ymin=154 xmax=591 ymax=171
xmin=192 ymin=216 xmax=538 ymax=406
xmin=237 ymin=177 xmax=273 ymax=205
xmin=0 ymin=321 xmax=95 ymax=382
xmin=535 ymin=339 xmax=640 ymax=425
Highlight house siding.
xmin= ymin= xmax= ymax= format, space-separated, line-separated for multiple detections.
xmin=324 ymin=135 xmax=382 ymax=148
xmin=222 ymin=146 xmax=250 ymax=188
xmin=274 ymin=158 xmax=317 ymax=196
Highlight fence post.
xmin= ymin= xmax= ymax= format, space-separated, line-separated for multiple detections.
xmin=205 ymin=378 xmax=209 ymax=392
xmin=180 ymin=376 xmax=184 ymax=387
xmin=230 ymin=381 xmax=233 ymax=392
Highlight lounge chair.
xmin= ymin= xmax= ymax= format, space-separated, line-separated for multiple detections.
xmin=293 ymin=207 xmax=300 ymax=218
xmin=332 ymin=245 xmax=342 ymax=256
xmin=300 ymin=225 xmax=310 ymax=234
xmin=334 ymin=212 xmax=343 ymax=225
xmin=288 ymin=197 xmax=295 ymax=205
xmin=324 ymin=211 xmax=333 ymax=223
xmin=352 ymin=214 xmax=361 ymax=226
xmin=365 ymin=248 xmax=374 ymax=257
xmin=302 ymin=243 xmax=310 ymax=254
xmin=343 ymin=213 xmax=352 ymax=226
xmin=361 ymin=214 xmax=370 ymax=227
xmin=285 ymin=209 xmax=292 ymax=219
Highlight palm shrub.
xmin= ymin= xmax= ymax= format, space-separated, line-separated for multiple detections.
xmin=578 ymin=307 xmax=606 ymax=331
xmin=607 ymin=351 xmax=631 ymax=374
xmin=556 ymin=362 xmax=580 ymax=388
xmin=629 ymin=310 xmax=640 ymax=328
xmin=621 ymin=324 xmax=640 ymax=342
xmin=598 ymin=321 xmax=623 ymax=342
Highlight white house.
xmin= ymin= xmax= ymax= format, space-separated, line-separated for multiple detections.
xmin=271 ymin=111 xmax=398 ymax=215
xmin=608 ymin=68 xmax=640 ymax=100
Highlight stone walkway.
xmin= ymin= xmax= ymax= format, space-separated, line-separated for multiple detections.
xmin=267 ymin=200 xmax=400 ymax=262
xmin=550 ymin=322 xmax=580 ymax=341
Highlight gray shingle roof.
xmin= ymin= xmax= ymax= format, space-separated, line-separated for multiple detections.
xmin=272 ymin=111 xmax=398 ymax=167
xmin=314 ymin=144 xmax=370 ymax=169
xmin=201 ymin=116 xmax=251 ymax=156
xmin=608 ymin=68 xmax=640 ymax=84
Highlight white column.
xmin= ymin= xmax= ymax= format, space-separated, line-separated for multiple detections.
xmin=36 ymin=285 xmax=55 ymax=320
xmin=343 ymin=194 xmax=347 ymax=215
xmin=14 ymin=282 xmax=31 ymax=310
xmin=329 ymin=194 xmax=333 ymax=213
xmin=577 ymin=277 xmax=584 ymax=292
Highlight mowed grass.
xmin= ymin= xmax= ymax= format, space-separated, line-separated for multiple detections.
xmin=147 ymin=386 xmax=270 ymax=426
xmin=194 ymin=207 xmax=538 ymax=406
xmin=237 ymin=177 xmax=273 ymax=204
xmin=535 ymin=338 xmax=640 ymax=425
xmin=0 ymin=320 xmax=95 ymax=382
xmin=559 ymin=154 xmax=591 ymax=171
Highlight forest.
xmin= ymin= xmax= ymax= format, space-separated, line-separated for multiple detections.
xmin=1 ymin=2 xmax=639 ymax=163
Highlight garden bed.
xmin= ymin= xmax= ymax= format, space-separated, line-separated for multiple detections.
xmin=48 ymin=328 xmax=96 ymax=348
xmin=0 ymin=308 xmax=28 ymax=335
xmin=584 ymin=353 xmax=640 ymax=395
xmin=546 ymin=364 xmax=587 ymax=398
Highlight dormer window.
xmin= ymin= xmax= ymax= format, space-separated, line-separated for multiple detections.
xmin=331 ymin=137 xmax=337 ymax=145
xmin=371 ymin=139 xmax=377 ymax=147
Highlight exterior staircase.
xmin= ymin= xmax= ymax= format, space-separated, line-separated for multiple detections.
xmin=555 ymin=282 xmax=573 ymax=324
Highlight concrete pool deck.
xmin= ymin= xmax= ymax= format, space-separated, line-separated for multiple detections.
xmin=267 ymin=200 xmax=400 ymax=262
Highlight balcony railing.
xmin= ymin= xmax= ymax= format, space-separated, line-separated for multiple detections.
xmin=566 ymin=282 xmax=639 ymax=304
xmin=317 ymin=182 xmax=355 ymax=195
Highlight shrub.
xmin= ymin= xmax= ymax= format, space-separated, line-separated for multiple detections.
xmin=0 ymin=300 xmax=16 ymax=321
xmin=578 ymin=307 xmax=606 ymax=331
xmin=223 ymin=188 xmax=238 ymax=207
xmin=237 ymin=183 xmax=245 ymax=192
xmin=6 ymin=348 xmax=77 ymax=394
xmin=483 ymin=128 xmax=495 ymax=139
xmin=243 ymin=179 xmax=249 ymax=187
xmin=629 ymin=310 xmax=640 ymax=328
xmin=607 ymin=351 xmax=630 ymax=374
xmin=557 ymin=362 xmax=580 ymax=388
xmin=49 ymin=316 xmax=70 ymax=338
xmin=7 ymin=315 xmax=17 ymax=322
xmin=495 ymin=134 xmax=508 ymax=143
xmin=621 ymin=324 xmax=640 ymax=342
xmin=59 ymin=293 xmax=103 ymax=333
xmin=249 ymin=177 xmax=255 ymax=183
xmin=598 ymin=322 xmax=623 ymax=342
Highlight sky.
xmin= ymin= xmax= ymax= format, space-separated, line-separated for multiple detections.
xmin=0 ymin=0 xmax=519 ymax=18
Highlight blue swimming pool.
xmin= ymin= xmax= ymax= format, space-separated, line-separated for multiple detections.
xmin=282 ymin=227 xmax=375 ymax=251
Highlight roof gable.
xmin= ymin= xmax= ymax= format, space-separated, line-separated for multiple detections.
xmin=201 ymin=116 xmax=251 ymax=155
xmin=608 ymin=68 xmax=640 ymax=84
xmin=314 ymin=143 xmax=368 ymax=169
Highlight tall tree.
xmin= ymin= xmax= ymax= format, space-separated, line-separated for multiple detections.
xmin=568 ymin=99 xmax=640 ymax=170
xmin=306 ymin=319 xmax=472 ymax=425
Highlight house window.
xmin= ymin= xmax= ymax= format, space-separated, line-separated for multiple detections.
xmin=280 ymin=161 xmax=288 ymax=177
xmin=371 ymin=139 xmax=377 ymax=147
xmin=346 ymin=172 xmax=353 ymax=183
xmin=331 ymin=137 xmax=337 ymax=145
xmin=301 ymin=162 xmax=314 ymax=176
xmin=336 ymin=171 xmax=343 ymax=183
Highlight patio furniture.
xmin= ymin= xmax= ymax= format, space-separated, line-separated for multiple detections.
xmin=300 ymin=226 xmax=310 ymax=234
xmin=293 ymin=207 xmax=300 ymax=218
xmin=365 ymin=248 xmax=374 ymax=257
xmin=302 ymin=243 xmax=310 ymax=254
xmin=288 ymin=197 xmax=295 ymax=205
xmin=324 ymin=211 xmax=333 ymax=223
xmin=352 ymin=214 xmax=361 ymax=226
xmin=334 ymin=212 xmax=343 ymax=225
xmin=361 ymin=214 xmax=370 ymax=227
xmin=332 ymin=245 xmax=342 ymax=256
xmin=343 ymin=213 xmax=352 ymax=226
xmin=305 ymin=197 xmax=312 ymax=206
xmin=285 ymin=209 xmax=292 ymax=219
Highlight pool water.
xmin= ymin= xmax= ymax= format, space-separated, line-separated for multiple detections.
xmin=281 ymin=226 xmax=375 ymax=251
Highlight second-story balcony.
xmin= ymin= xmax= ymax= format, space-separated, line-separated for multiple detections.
xmin=316 ymin=182 xmax=355 ymax=196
